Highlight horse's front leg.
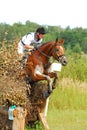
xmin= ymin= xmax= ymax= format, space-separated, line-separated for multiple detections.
xmin=52 ymin=73 xmax=58 ymax=89
xmin=47 ymin=72 xmax=58 ymax=89
xmin=47 ymin=76 xmax=53 ymax=93
xmin=34 ymin=73 xmax=53 ymax=93
xmin=32 ymin=73 xmax=53 ymax=98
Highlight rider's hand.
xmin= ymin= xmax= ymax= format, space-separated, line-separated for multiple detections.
xmin=30 ymin=46 xmax=34 ymax=50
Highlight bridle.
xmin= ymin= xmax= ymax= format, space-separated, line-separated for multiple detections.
xmin=34 ymin=44 xmax=65 ymax=61
xmin=53 ymin=47 xmax=64 ymax=60
xmin=32 ymin=42 xmax=66 ymax=67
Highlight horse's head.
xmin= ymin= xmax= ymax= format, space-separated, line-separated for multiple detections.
xmin=52 ymin=38 xmax=67 ymax=66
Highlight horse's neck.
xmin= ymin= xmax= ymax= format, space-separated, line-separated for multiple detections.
xmin=40 ymin=42 xmax=54 ymax=56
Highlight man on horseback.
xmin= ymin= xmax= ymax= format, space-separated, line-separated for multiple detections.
xmin=17 ymin=27 xmax=46 ymax=61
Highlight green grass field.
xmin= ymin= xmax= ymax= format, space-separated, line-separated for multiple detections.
xmin=46 ymin=78 xmax=87 ymax=130
xmin=25 ymin=108 xmax=87 ymax=130
xmin=47 ymin=109 xmax=87 ymax=130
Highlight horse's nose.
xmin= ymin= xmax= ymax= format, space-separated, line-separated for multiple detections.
xmin=62 ymin=60 xmax=68 ymax=66
xmin=62 ymin=56 xmax=68 ymax=66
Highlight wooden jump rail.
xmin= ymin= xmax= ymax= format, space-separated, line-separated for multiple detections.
xmin=39 ymin=112 xmax=50 ymax=130
xmin=0 ymin=106 xmax=27 ymax=130
xmin=0 ymin=98 xmax=50 ymax=130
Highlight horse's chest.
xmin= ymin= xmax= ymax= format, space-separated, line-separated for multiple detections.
xmin=34 ymin=65 xmax=44 ymax=76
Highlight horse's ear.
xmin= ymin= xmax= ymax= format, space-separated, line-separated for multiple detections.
xmin=55 ymin=37 xmax=58 ymax=43
xmin=59 ymin=38 xmax=65 ymax=45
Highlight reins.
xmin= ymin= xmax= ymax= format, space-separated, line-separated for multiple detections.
xmin=36 ymin=48 xmax=50 ymax=59
xmin=31 ymin=47 xmax=51 ymax=68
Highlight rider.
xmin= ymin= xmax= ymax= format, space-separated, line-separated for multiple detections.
xmin=17 ymin=27 xmax=46 ymax=61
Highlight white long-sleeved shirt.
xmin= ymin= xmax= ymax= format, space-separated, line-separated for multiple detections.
xmin=18 ymin=32 xmax=42 ymax=54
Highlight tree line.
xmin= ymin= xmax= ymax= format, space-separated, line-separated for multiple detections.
xmin=0 ymin=20 xmax=87 ymax=54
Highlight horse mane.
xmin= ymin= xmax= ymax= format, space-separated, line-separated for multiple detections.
xmin=39 ymin=41 xmax=54 ymax=48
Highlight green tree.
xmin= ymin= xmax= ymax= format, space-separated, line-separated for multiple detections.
xmin=73 ymin=43 xmax=82 ymax=54
xmin=81 ymin=37 xmax=87 ymax=53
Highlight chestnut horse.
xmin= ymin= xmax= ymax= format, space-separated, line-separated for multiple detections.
xmin=25 ymin=38 xmax=67 ymax=98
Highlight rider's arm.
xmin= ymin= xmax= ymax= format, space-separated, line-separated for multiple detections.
xmin=22 ymin=33 xmax=34 ymax=50
xmin=23 ymin=44 xmax=34 ymax=49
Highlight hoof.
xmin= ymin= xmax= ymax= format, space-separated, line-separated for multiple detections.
xmin=52 ymin=86 xmax=56 ymax=89
xmin=43 ymin=91 xmax=51 ymax=99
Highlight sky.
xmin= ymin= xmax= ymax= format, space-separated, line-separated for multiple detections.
xmin=0 ymin=0 xmax=87 ymax=29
